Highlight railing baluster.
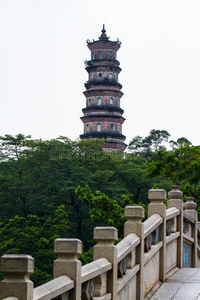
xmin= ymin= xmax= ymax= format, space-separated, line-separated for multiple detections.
xmin=93 ymin=227 xmax=118 ymax=299
xmin=148 ymin=189 xmax=166 ymax=282
xmin=124 ymin=206 xmax=145 ymax=300
xmin=0 ymin=254 xmax=34 ymax=300
xmin=54 ymin=238 xmax=82 ymax=300
xmin=183 ymin=197 xmax=198 ymax=267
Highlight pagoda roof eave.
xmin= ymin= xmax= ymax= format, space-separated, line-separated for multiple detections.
xmin=83 ymin=89 xmax=124 ymax=96
xmin=80 ymin=114 xmax=126 ymax=121
xmin=87 ymin=39 xmax=121 ymax=46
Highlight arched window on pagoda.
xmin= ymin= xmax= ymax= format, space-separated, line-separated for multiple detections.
xmin=92 ymin=51 xmax=95 ymax=60
xmin=97 ymin=123 xmax=101 ymax=132
xmin=97 ymin=97 xmax=101 ymax=106
xmin=109 ymin=73 xmax=113 ymax=80
xmin=86 ymin=124 xmax=90 ymax=133
xmin=110 ymin=98 xmax=113 ymax=105
xmin=88 ymin=98 xmax=91 ymax=106
xmin=111 ymin=123 xmax=114 ymax=131
xmin=119 ymin=124 xmax=122 ymax=134
xmin=98 ymin=72 xmax=103 ymax=80
xmin=107 ymin=50 xmax=113 ymax=59
xmin=98 ymin=50 xmax=103 ymax=59
xmin=90 ymin=73 xmax=94 ymax=80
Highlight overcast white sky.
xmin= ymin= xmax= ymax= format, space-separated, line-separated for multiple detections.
xmin=0 ymin=0 xmax=200 ymax=146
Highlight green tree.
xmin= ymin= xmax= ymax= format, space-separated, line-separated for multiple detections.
xmin=146 ymin=144 xmax=200 ymax=216
xmin=0 ymin=135 xmax=104 ymax=245
xmin=128 ymin=129 xmax=170 ymax=155
xmin=169 ymin=137 xmax=192 ymax=149
xmin=0 ymin=205 xmax=69 ymax=286
xmin=146 ymin=145 xmax=200 ymax=184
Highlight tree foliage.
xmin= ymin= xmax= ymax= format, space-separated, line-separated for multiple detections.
xmin=0 ymin=205 xmax=69 ymax=286
xmin=146 ymin=145 xmax=200 ymax=184
xmin=128 ymin=129 xmax=170 ymax=155
xmin=0 ymin=130 xmax=198 ymax=286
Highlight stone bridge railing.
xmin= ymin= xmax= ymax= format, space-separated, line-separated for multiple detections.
xmin=0 ymin=186 xmax=199 ymax=300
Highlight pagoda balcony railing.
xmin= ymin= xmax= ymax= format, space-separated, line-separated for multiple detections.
xmin=82 ymin=105 xmax=124 ymax=114
xmin=86 ymin=64 xmax=121 ymax=73
xmin=85 ymin=59 xmax=120 ymax=67
xmin=81 ymin=115 xmax=125 ymax=122
xmin=80 ymin=131 xmax=126 ymax=140
xmin=85 ymin=78 xmax=122 ymax=89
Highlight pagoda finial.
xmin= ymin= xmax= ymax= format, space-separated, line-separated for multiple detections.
xmin=99 ymin=24 xmax=107 ymax=40
xmin=102 ymin=24 xmax=106 ymax=34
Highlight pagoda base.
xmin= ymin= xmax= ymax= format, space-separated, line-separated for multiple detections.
xmin=102 ymin=141 xmax=127 ymax=152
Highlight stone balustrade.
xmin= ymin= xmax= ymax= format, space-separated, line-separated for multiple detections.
xmin=0 ymin=186 xmax=199 ymax=300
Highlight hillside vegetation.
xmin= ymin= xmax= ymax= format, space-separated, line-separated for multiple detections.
xmin=0 ymin=130 xmax=199 ymax=286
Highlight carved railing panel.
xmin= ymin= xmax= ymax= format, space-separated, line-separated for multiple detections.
xmin=152 ymin=227 xmax=159 ymax=245
xmin=166 ymin=220 xmax=172 ymax=236
xmin=82 ymin=279 xmax=96 ymax=300
xmin=118 ymin=257 xmax=127 ymax=278
xmin=144 ymin=234 xmax=152 ymax=252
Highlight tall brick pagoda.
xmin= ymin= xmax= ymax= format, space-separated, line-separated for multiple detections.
xmin=80 ymin=26 xmax=126 ymax=151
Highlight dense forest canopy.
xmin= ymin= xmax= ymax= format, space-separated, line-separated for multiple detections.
xmin=0 ymin=130 xmax=199 ymax=286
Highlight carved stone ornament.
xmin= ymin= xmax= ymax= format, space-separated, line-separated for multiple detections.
xmin=168 ymin=185 xmax=183 ymax=199
xmin=183 ymin=220 xmax=187 ymax=234
xmin=145 ymin=234 xmax=152 ymax=252
xmin=152 ymin=227 xmax=159 ymax=245
xmin=166 ymin=220 xmax=172 ymax=236
xmin=82 ymin=279 xmax=96 ymax=300
xmin=118 ymin=257 xmax=127 ymax=278
xmin=117 ymin=38 xmax=122 ymax=46
xmin=183 ymin=197 xmax=197 ymax=210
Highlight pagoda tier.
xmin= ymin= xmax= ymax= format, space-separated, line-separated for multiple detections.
xmin=80 ymin=26 xmax=126 ymax=152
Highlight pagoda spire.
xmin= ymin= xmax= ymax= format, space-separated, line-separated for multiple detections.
xmin=99 ymin=24 xmax=107 ymax=40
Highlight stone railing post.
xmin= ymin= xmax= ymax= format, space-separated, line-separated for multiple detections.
xmin=0 ymin=254 xmax=34 ymax=300
xmin=148 ymin=189 xmax=166 ymax=282
xmin=168 ymin=185 xmax=184 ymax=268
xmin=183 ymin=197 xmax=197 ymax=267
xmin=93 ymin=227 xmax=118 ymax=299
xmin=54 ymin=238 xmax=82 ymax=300
xmin=124 ymin=206 xmax=145 ymax=300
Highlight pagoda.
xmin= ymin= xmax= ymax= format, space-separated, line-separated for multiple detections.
xmin=80 ymin=26 xmax=126 ymax=151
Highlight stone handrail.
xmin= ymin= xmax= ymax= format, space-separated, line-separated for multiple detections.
xmin=183 ymin=211 xmax=195 ymax=224
xmin=33 ymin=275 xmax=74 ymax=300
xmin=116 ymin=233 xmax=140 ymax=263
xmin=0 ymin=185 xmax=199 ymax=300
xmin=81 ymin=258 xmax=111 ymax=283
xmin=144 ymin=241 xmax=163 ymax=265
xmin=183 ymin=233 xmax=194 ymax=243
xmin=166 ymin=231 xmax=180 ymax=243
xmin=3 ymin=298 xmax=19 ymax=300
xmin=166 ymin=207 xmax=180 ymax=220
xmin=143 ymin=214 xmax=163 ymax=238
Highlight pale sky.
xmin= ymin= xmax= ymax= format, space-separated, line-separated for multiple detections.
xmin=0 ymin=0 xmax=200 ymax=146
